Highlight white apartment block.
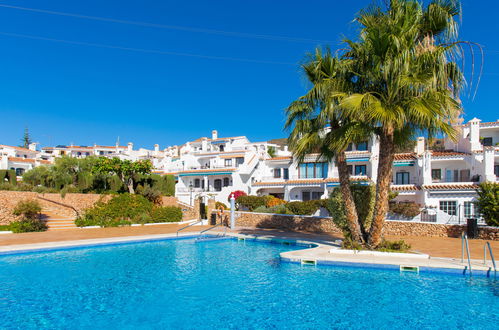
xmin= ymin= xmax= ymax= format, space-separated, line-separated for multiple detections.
xmin=0 ymin=143 xmax=51 ymax=176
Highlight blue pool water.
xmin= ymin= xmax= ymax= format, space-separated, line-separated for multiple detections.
xmin=0 ymin=238 xmax=498 ymax=329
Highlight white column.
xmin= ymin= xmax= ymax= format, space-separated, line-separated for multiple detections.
xmin=469 ymin=118 xmax=482 ymax=152
xmin=483 ymin=147 xmax=495 ymax=182
xmin=204 ymin=176 xmax=208 ymax=191
xmin=421 ymin=151 xmax=432 ymax=185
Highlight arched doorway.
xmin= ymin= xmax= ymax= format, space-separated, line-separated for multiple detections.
xmin=214 ymin=179 xmax=222 ymax=191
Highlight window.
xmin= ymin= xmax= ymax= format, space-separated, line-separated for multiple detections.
xmin=459 ymin=169 xmax=470 ymax=182
xmin=495 ymin=165 xmax=499 ymax=177
xmin=347 ymin=165 xmax=353 ymax=175
xmin=224 ymin=159 xmax=232 ymax=167
xmin=273 ymin=168 xmax=281 ymax=178
xmin=15 ymin=168 xmax=24 ymax=176
xmin=283 ymin=168 xmax=289 ymax=180
xmin=482 ymin=137 xmax=493 ymax=146
xmin=355 ymin=165 xmax=367 ymax=176
xmin=312 ymin=192 xmax=322 ymax=200
xmin=298 ymin=163 xmax=328 ymax=179
xmin=99 ymin=151 xmax=104 ymax=155
xmin=431 ymin=169 xmax=441 ymax=181
xmin=346 ymin=143 xmax=353 ymax=151
xmin=77 ymin=152 xmax=81 ymax=156
xmin=439 ymin=201 xmax=457 ymax=216
xmin=302 ymin=191 xmax=311 ymax=201
xmin=219 ymin=145 xmax=224 ymax=152
xmin=194 ymin=179 xmax=200 ymax=188
xmin=356 ymin=141 xmax=368 ymax=151
xmin=464 ymin=201 xmax=475 ymax=219
xmin=236 ymin=157 xmax=244 ymax=167
xmin=395 ymin=172 xmax=410 ymax=185
xmin=223 ymin=177 xmax=230 ymax=187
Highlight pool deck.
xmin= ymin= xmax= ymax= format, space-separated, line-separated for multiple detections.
xmin=0 ymin=225 xmax=497 ymax=276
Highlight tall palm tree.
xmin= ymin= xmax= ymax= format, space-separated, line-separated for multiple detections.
xmin=336 ymin=0 xmax=464 ymax=247
xmin=285 ymin=50 xmax=372 ymax=244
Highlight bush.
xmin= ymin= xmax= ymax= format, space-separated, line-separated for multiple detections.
xmin=389 ymin=202 xmax=421 ymax=218
xmin=0 ymin=182 xmax=18 ymax=191
xmin=286 ymin=200 xmax=323 ymax=215
xmin=377 ymin=239 xmax=411 ymax=252
xmin=236 ymin=195 xmax=270 ymax=211
xmin=215 ymin=201 xmax=228 ymax=210
xmin=150 ymin=206 xmax=182 ymax=223
xmin=9 ymin=219 xmax=47 ymax=233
xmin=13 ymin=199 xmax=42 ymax=220
xmin=266 ymin=197 xmax=286 ymax=208
xmin=136 ymin=184 xmax=162 ymax=204
xmin=229 ymin=190 xmax=247 ymax=202
xmin=77 ymin=194 xmax=153 ymax=227
xmin=253 ymin=204 xmax=293 ymax=215
xmin=153 ymin=174 xmax=176 ymax=196
xmin=475 ymin=182 xmax=499 ymax=226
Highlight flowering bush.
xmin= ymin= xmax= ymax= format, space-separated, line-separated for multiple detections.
xmin=228 ymin=190 xmax=247 ymax=202
xmin=266 ymin=197 xmax=286 ymax=207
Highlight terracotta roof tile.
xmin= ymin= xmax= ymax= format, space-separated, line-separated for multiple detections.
xmin=220 ymin=154 xmax=245 ymax=159
xmin=177 ymin=168 xmax=236 ymax=174
xmin=0 ymin=145 xmax=37 ymax=153
xmin=394 ymin=153 xmax=417 ymax=161
xmin=431 ymin=151 xmax=469 ymax=157
xmin=8 ymin=157 xmax=35 ymax=163
xmin=390 ymin=184 xmax=421 ymax=191
xmin=268 ymin=156 xmax=292 ymax=161
xmin=422 ymin=183 xmax=478 ymax=190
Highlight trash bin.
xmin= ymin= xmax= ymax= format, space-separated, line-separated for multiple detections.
xmin=466 ymin=218 xmax=478 ymax=239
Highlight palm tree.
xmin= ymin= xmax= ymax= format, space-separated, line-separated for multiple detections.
xmin=336 ymin=0 xmax=464 ymax=247
xmin=285 ymin=50 xmax=372 ymax=244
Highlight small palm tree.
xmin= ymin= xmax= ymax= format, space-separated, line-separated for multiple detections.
xmin=285 ymin=49 xmax=372 ymax=244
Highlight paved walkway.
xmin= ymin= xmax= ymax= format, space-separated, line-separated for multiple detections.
xmin=0 ymin=224 xmax=210 ymax=246
xmin=0 ymin=226 xmax=497 ymax=260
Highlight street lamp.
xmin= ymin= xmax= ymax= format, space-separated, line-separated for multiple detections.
xmin=189 ymin=182 xmax=194 ymax=206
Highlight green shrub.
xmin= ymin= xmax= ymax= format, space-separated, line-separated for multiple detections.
xmin=0 ymin=182 xmax=18 ymax=191
xmin=13 ymin=199 xmax=42 ymax=220
xmin=9 ymin=219 xmax=47 ymax=233
xmin=286 ymin=200 xmax=323 ymax=215
xmin=215 ymin=201 xmax=228 ymax=210
xmin=325 ymin=184 xmax=376 ymax=239
xmin=389 ymin=202 xmax=421 ymax=218
xmin=0 ymin=170 xmax=7 ymax=183
xmin=475 ymin=182 xmax=499 ymax=226
xmin=377 ymin=239 xmax=411 ymax=252
xmin=150 ymin=206 xmax=182 ymax=223
xmin=78 ymin=194 xmax=153 ymax=227
xmin=253 ymin=204 xmax=293 ymax=215
xmin=236 ymin=195 xmax=270 ymax=211
xmin=136 ymin=184 xmax=162 ymax=204
xmin=153 ymin=174 xmax=176 ymax=196
xmin=0 ymin=224 xmax=11 ymax=231
xmin=7 ymin=170 xmax=17 ymax=185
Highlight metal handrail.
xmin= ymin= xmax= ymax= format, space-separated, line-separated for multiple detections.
xmin=483 ymin=242 xmax=497 ymax=274
xmin=176 ymin=220 xmax=202 ymax=237
xmin=461 ymin=232 xmax=473 ymax=275
xmin=199 ymin=222 xmax=225 ymax=236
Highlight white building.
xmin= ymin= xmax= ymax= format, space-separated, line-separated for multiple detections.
xmin=0 ymin=144 xmax=51 ymax=177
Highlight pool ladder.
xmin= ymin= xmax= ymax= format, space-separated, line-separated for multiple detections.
xmin=461 ymin=232 xmax=473 ymax=276
xmin=196 ymin=223 xmax=228 ymax=242
xmin=483 ymin=242 xmax=497 ymax=277
xmin=176 ymin=220 xmax=203 ymax=237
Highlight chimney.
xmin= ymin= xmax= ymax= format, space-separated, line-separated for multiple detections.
xmin=154 ymin=144 xmax=159 ymax=152
xmin=127 ymin=142 xmax=133 ymax=153
xmin=469 ymin=117 xmax=482 ymax=151
xmin=415 ymin=137 xmax=425 ymax=155
xmin=28 ymin=143 xmax=37 ymax=151
xmin=212 ymin=130 xmax=218 ymax=140
xmin=201 ymin=138 xmax=208 ymax=151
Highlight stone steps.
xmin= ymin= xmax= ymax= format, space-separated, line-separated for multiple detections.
xmin=40 ymin=208 xmax=77 ymax=230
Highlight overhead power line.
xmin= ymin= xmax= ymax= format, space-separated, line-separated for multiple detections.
xmin=0 ymin=3 xmax=332 ymax=44
xmin=0 ymin=31 xmax=296 ymax=65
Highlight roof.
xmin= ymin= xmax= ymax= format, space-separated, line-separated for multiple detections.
xmin=220 ymin=154 xmax=245 ymax=159
xmin=8 ymin=157 xmax=35 ymax=163
xmin=267 ymin=156 xmax=292 ymax=161
xmin=390 ymin=184 xmax=421 ymax=191
xmin=431 ymin=151 xmax=469 ymax=157
xmin=253 ymin=176 xmax=369 ymax=186
xmin=0 ymin=145 xmax=38 ymax=153
xmin=394 ymin=153 xmax=417 ymax=161
xmin=177 ymin=168 xmax=236 ymax=174
xmin=422 ymin=183 xmax=478 ymax=190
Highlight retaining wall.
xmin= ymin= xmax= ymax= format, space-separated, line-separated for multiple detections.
xmin=214 ymin=210 xmax=498 ymax=240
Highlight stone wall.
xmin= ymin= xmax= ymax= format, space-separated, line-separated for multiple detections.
xmin=213 ymin=210 xmax=499 ymax=240
xmin=0 ymin=191 xmax=188 ymax=224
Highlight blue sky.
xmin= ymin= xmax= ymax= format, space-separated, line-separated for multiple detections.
xmin=0 ymin=0 xmax=497 ymax=149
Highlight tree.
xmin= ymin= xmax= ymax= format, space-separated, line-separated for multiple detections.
xmin=285 ymin=49 xmax=372 ymax=244
xmin=92 ymin=158 xmax=152 ymax=194
xmin=475 ymin=183 xmax=499 ymax=227
xmin=20 ymin=127 xmax=32 ymax=149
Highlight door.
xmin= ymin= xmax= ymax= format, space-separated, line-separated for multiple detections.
xmin=214 ymin=179 xmax=222 ymax=192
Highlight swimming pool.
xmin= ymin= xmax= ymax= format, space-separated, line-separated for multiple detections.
xmin=0 ymin=237 xmax=497 ymax=329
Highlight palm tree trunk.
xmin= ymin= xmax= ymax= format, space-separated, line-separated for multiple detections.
xmin=336 ymin=151 xmax=365 ymax=245
xmin=368 ymin=127 xmax=395 ymax=248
